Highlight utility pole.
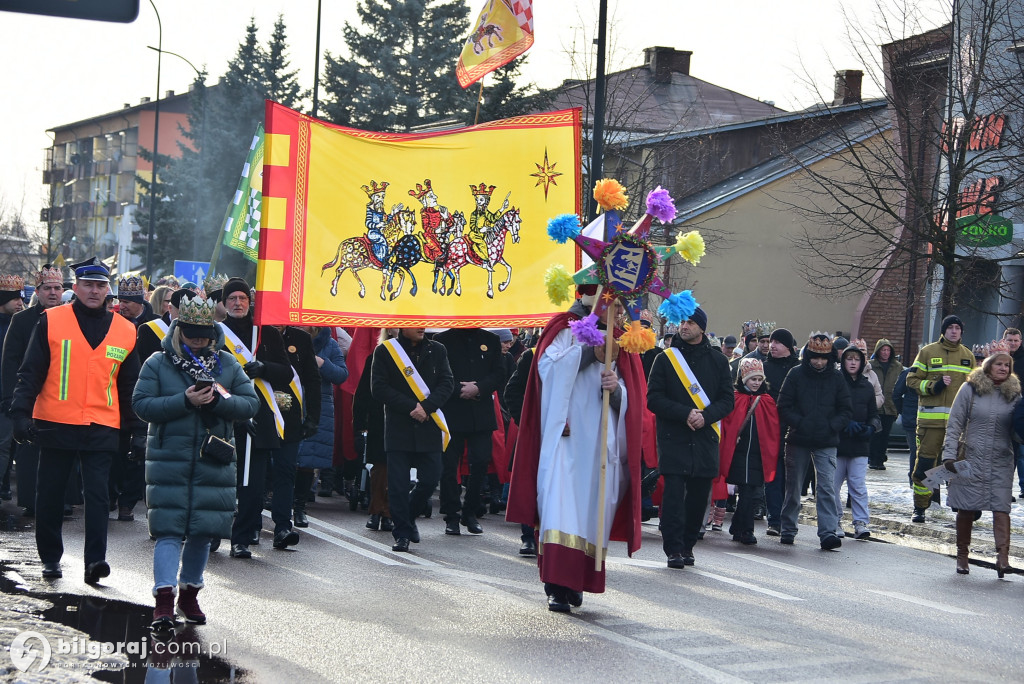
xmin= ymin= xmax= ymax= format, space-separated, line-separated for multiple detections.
xmin=588 ymin=0 xmax=608 ymax=224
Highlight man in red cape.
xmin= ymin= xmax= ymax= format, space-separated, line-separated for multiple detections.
xmin=506 ymin=290 xmax=644 ymax=612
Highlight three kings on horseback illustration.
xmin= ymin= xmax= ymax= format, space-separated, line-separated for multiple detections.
xmin=322 ymin=178 xmax=522 ymax=301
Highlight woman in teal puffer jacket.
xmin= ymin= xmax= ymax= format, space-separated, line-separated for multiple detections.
xmin=132 ymin=297 xmax=258 ymax=631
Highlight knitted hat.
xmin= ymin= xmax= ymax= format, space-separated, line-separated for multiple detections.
xmin=222 ymin=277 xmax=251 ymax=303
xmin=117 ymin=274 xmax=146 ymax=303
xmin=177 ymin=295 xmax=217 ymax=339
xmin=941 ymin=314 xmax=964 ymax=337
xmin=723 ymin=335 xmax=737 ymax=346
xmin=768 ymin=328 xmax=796 ymax=350
xmin=833 ymin=336 xmax=849 ymax=352
xmin=495 ymin=328 xmax=514 ymax=343
xmin=739 ymin=357 xmax=765 ymax=383
xmin=0 ymin=275 xmax=24 ymax=306
xmin=688 ymin=307 xmax=708 ymax=332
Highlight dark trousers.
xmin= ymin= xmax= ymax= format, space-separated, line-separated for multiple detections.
xmin=765 ymin=441 xmax=786 ymax=528
xmin=36 ymin=448 xmax=113 ymax=565
xmin=440 ymin=430 xmax=492 ymax=522
xmin=270 ymin=441 xmax=300 ymax=534
xmin=15 ymin=442 xmax=39 ymax=509
xmin=387 ymin=449 xmax=441 ymax=541
xmin=660 ymin=474 xmax=713 ymax=555
xmin=729 ymin=483 xmax=758 ymax=536
xmin=231 ymin=445 xmax=271 ymax=545
xmin=108 ymin=451 xmax=145 ymax=509
xmin=869 ymin=414 xmax=897 ymax=466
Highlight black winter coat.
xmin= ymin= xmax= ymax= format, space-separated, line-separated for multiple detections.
xmin=280 ymin=327 xmax=322 ymax=443
xmin=647 ymin=334 xmax=734 ymax=478
xmin=1 ymin=304 xmax=46 ymax=411
xmin=504 ymin=347 xmax=533 ymax=424
xmin=893 ymin=367 xmax=918 ymax=429
xmin=836 ymin=355 xmax=881 ymax=459
xmin=433 ymin=328 xmax=504 ymax=433
xmin=763 ymin=351 xmax=800 ymax=403
xmin=777 ymin=358 xmax=852 ymax=448
xmin=370 ymin=334 xmax=454 ymax=453
xmin=220 ymin=315 xmax=292 ymax=448
xmin=352 ymin=361 xmax=385 ymax=465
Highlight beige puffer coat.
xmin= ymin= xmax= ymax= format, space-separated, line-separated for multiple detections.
xmin=941 ymin=368 xmax=1021 ymax=513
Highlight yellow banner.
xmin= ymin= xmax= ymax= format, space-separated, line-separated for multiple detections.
xmin=256 ymin=101 xmax=580 ymax=328
xmin=457 ymin=0 xmax=534 ymax=88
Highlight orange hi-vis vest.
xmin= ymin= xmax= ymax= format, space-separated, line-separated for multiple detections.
xmin=33 ymin=304 xmax=137 ymax=429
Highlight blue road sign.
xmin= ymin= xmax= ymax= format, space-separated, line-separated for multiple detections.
xmin=173 ymin=260 xmax=210 ymax=286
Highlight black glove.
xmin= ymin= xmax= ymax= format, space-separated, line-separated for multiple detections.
xmin=943 ymin=459 xmax=958 ymax=473
xmin=930 ymin=376 xmax=948 ymax=395
xmin=118 ymin=429 xmax=132 ymax=455
xmin=353 ymin=432 xmax=367 ymax=456
xmin=128 ymin=432 xmax=147 ymax=462
xmin=301 ymin=417 xmax=319 ymax=440
xmin=243 ymin=361 xmax=265 ymax=379
xmin=12 ymin=414 xmax=35 ymax=444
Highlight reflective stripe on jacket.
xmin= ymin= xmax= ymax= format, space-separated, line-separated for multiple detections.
xmin=906 ymin=337 xmax=975 ymax=428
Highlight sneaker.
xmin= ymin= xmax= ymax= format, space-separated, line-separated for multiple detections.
xmin=711 ymin=523 xmax=723 ymax=532
xmin=780 ymin=534 xmax=795 ymax=545
xmin=911 ymin=508 xmax=925 ymax=523
xmin=854 ymin=522 xmax=871 ymax=540
xmin=766 ymin=525 xmax=781 ymax=537
xmin=835 ymin=527 xmax=846 ymax=538
xmin=820 ymin=534 xmax=842 ymax=550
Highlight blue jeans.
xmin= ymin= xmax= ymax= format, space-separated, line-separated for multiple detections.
xmin=834 ymin=456 xmax=868 ymax=525
xmin=153 ymin=536 xmax=211 ymax=593
xmin=1016 ymin=444 xmax=1024 ymax=495
xmin=781 ymin=444 xmax=839 ymax=541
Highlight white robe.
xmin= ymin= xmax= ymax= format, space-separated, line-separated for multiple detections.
xmin=536 ymin=328 xmax=629 ymax=562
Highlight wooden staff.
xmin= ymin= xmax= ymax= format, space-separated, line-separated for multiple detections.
xmin=594 ymin=287 xmax=617 ymax=571
xmin=473 ymin=79 xmax=485 ymax=125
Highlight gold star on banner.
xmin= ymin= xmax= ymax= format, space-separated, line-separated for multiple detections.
xmin=614 ymin=221 xmax=626 ymax=234
xmin=530 ymin=148 xmax=563 ymax=200
xmin=602 ymin=291 xmax=615 ymax=303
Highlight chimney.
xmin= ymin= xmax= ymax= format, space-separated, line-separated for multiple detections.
xmin=140 ymin=96 xmax=151 ymax=104
xmin=833 ymin=69 xmax=863 ymax=105
xmin=165 ymin=90 xmax=175 ymax=99
xmin=644 ymin=46 xmax=692 ymax=84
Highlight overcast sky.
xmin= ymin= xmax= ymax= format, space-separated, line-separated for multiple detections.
xmin=0 ymin=0 xmax=948 ymax=234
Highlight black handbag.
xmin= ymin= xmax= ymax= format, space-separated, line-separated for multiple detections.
xmin=201 ymin=433 xmax=235 ymax=466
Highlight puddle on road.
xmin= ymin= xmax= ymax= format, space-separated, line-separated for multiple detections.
xmin=0 ymin=559 xmax=245 ymax=683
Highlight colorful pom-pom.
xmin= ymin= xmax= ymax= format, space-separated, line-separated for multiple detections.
xmin=674 ymin=230 xmax=706 ymax=265
xmin=657 ymin=290 xmax=698 ymax=326
xmin=593 ymin=179 xmax=629 ymax=212
xmin=569 ymin=313 xmax=605 ymax=346
xmin=617 ymin=322 xmax=657 ymax=354
xmin=547 ymin=214 xmax=581 ymax=244
xmin=646 ymin=186 xmax=677 ymax=224
xmin=544 ymin=264 xmax=575 ymax=305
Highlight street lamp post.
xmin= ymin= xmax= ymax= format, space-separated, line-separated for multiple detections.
xmin=145 ymin=0 xmax=161 ymax=278
xmin=146 ymin=45 xmax=205 ymax=261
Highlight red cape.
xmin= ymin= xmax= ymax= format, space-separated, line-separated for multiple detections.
xmin=506 ymin=311 xmax=645 ymax=556
xmin=334 ymin=327 xmax=380 ymax=464
xmin=719 ymin=391 xmax=780 ymax=483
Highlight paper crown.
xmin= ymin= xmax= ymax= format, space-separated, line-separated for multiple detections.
xmin=806 ymin=331 xmax=834 ymax=355
xmin=739 ymin=357 xmax=765 ymax=380
xmin=117 ymin=274 xmax=145 ymax=299
xmin=0 ymin=275 xmax=24 ymax=292
xmin=974 ymin=339 xmax=1011 ymax=357
xmin=203 ymin=272 xmax=229 ymax=294
xmin=361 ymin=180 xmax=388 ymax=197
xmin=853 ymin=338 xmax=868 ymax=353
xmin=178 ymin=295 xmax=216 ymax=327
xmin=408 ymin=179 xmax=433 ymax=201
xmin=742 ymin=320 xmax=775 ymax=338
xmin=35 ymin=265 xmax=62 ymax=287
xmin=470 ymin=182 xmax=496 ymax=197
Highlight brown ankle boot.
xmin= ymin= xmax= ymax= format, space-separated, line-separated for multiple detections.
xmin=993 ymin=511 xmax=1011 ymax=578
xmin=152 ymin=587 xmax=176 ymax=631
xmin=177 ymin=584 xmax=207 ymax=624
xmin=955 ymin=511 xmax=973 ymax=574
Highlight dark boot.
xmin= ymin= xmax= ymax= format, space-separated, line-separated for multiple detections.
xmin=152 ymin=587 xmax=177 ymax=631
xmin=993 ymin=511 xmax=1011 ymax=578
xmin=955 ymin=510 xmax=973 ymax=574
xmin=318 ymin=468 xmax=335 ymax=497
xmin=293 ymin=469 xmax=315 ymax=528
xmin=177 ymin=584 xmax=206 ymax=624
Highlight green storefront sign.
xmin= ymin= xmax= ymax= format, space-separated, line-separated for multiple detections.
xmin=956 ymin=214 xmax=1013 ymax=247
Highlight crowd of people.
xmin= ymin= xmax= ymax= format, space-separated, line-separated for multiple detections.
xmin=2 ymin=259 xmax=1022 ymax=625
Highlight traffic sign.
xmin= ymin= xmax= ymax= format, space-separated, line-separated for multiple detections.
xmin=173 ymin=260 xmax=210 ymax=286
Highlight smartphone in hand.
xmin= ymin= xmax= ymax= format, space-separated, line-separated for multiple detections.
xmin=194 ymin=379 xmax=214 ymax=391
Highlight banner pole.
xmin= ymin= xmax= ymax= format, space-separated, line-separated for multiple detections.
xmin=474 ymin=79 xmax=485 ymax=125
xmin=594 ymin=290 xmax=615 ymax=571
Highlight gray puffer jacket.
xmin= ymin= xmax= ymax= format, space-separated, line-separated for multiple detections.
xmin=133 ymin=321 xmax=260 ymax=539
xmin=942 ymin=367 xmax=1021 ymax=513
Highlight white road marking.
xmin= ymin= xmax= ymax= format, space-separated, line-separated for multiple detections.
xmin=723 ymin=552 xmax=816 ymax=574
xmin=867 ymin=590 xmax=979 ymax=615
xmin=266 ymin=512 xmax=440 ymax=567
xmin=299 ymin=526 xmax=405 ymax=566
xmin=608 ymin=556 xmax=803 ymax=601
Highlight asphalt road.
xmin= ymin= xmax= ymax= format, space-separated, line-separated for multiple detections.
xmin=6 ymin=494 xmax=1024 ymax=684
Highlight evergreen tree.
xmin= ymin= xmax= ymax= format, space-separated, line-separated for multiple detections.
xmin=474 ymin=57 xmax=555 ymax=124
xmin=321 ymin=0 xmax=474 ymax=131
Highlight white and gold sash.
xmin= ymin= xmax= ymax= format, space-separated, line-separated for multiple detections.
xmin=143 ymin=318 xmax=169 ymax=341
xmin=220 ymin=323 xmax=285 ymax=439
xmin=382 ymin=338 xmax=450 ymax=449
xmin=664 ymin=348 xmax=721 ymax=439
xmin=289 ymin=365 xmax=305 ymax=420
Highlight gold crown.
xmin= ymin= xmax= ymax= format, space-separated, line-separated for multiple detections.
xmin=117 ymin=274 xmax=145 ymax=298
xmin=852 ymin=338 xmax=868 ymax=353
xmin=408 ymin=179 xmax=433 ymax=201
xmin=976 ymin=339 xmax=1011 ymax=357
xmin=806 ymin=331 xmax=834 ymax=355
xmin=35 ymin=265 xmax=62 ymax=287
xmin=742 ymin=319 xmax=775 ymax=338
xmin=739 ymin=357 xmax=764 ymax=378
xmin=470 ymin=182 xmax=496 ymax=197
xmin=178 ymin=295 xmax=215 ymax=327
xmin=0 ymin=274 xmax=24 ymax=292
xmin=361 ymin=180 xmax=389 ymax=197
xmin=203 ymin=273 xmax=229 ymax=294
